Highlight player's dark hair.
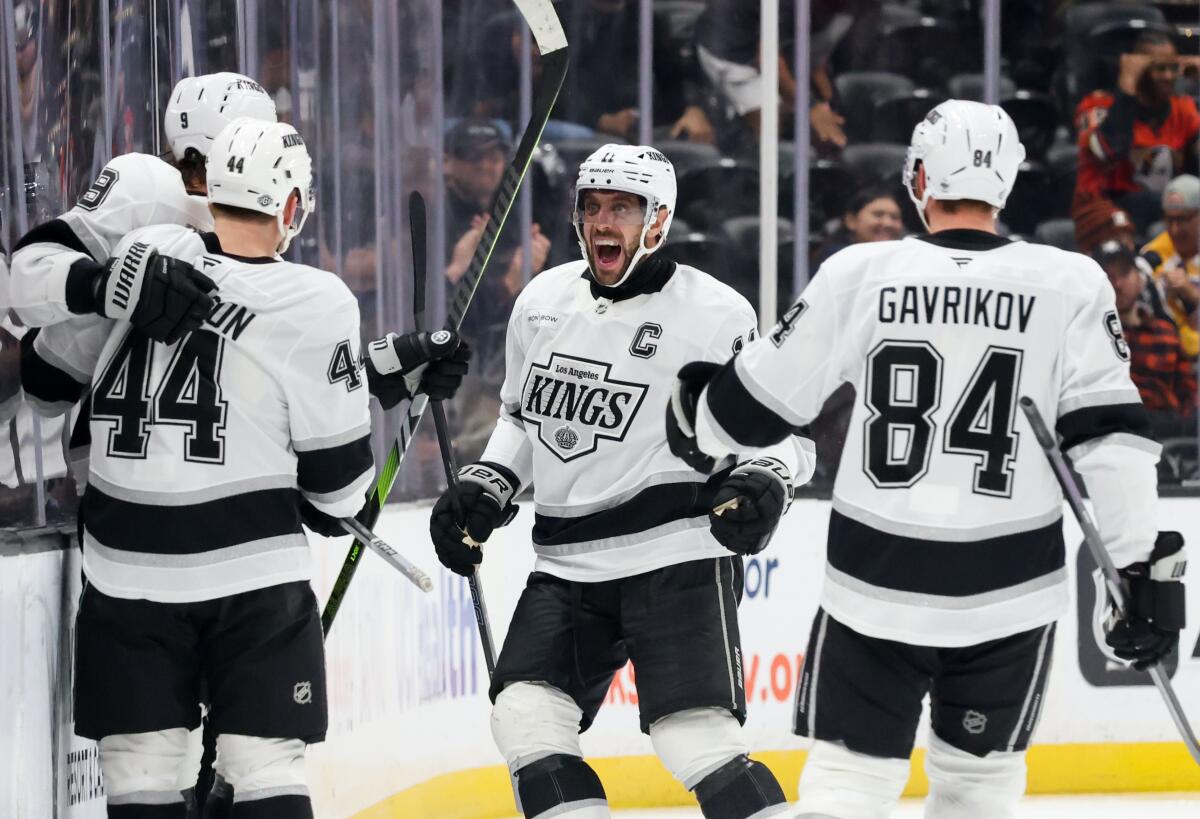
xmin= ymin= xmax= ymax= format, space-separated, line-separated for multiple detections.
xmin=173 ymin=147 xmax=208 ymax=194
xmin=211 ymin=203 xmax=277 ymax=225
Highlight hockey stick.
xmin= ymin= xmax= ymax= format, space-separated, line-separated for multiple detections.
xmin=409 ymin=190 xmax=499 ymax=675
xmin=1019 ymin=397 xmax=1200 ymax=766
xmin=320 ymin=0 xmax=568 ymax=635
xmin=339 ymin=516 xmax=433 ymax=593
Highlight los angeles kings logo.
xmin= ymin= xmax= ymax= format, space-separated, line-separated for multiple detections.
xmin=521 ymin=353 xmax=647 ymax=462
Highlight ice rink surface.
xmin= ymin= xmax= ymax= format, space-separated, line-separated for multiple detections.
xmin=569 ymin=794 xmax=1200 ymax=818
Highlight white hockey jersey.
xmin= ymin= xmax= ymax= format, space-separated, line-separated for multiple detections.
xmin=9 ymin=152 xmax=212 ymax=327
xmin=24 ymin=224 xmax=374 ymax=602
xmin=695 ymin=230 xmax=1161 ymax=647
xmin=480 ymin=256 xmax=815 ymax=582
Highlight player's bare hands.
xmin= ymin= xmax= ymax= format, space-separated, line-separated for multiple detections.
xmin=598 ymin=108 xmax=638 ymax=140
xmin=811 ymin=102 xmax=847 ymax=149
xmin=670 ymin=105 xmax=715 ymax=145
xmin=447 ymin=215 xmax=488 ymax=284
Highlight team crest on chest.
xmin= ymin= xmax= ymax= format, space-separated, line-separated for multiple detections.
xmin=521 ymin=353 xmax=648 ymax=462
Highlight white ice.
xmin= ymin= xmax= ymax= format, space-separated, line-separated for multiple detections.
xmin=585 ymin=794 xmax=1200 ymax=818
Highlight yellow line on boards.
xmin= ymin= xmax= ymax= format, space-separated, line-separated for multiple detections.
xmin=353 ymin=743 xmax=1200 ymax=818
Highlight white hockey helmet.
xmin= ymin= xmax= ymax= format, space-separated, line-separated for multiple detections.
xmin=164 ymin=72 xmax=277 ymax=161
xmin=573 ymin=144 xmax=677 ymax=287
xmin=206 ymin=118 xmax=314 ymax=253
xmin=903 ymin=99 xmax=1025 ymax=229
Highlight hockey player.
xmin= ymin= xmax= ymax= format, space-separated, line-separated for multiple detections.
xmin=429 ymin=144 xmax=815 ymax=819
xmin=667 ymin=100 xmax=1187 ymax=819
xmin=8 ymin=72 xmax=277 ymax=339
xmin=21 ymin=119 xmax=466 ymax=818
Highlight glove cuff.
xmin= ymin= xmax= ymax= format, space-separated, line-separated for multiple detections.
xmin=458 ymin=461 xmax=520 ymax=508
xmin=99 ymin=242 xmax=154 ymax=320
xmin=364 ymin=332 xmax=404 ymax=375
xmin=732 ymin=456 xmax=793 ymax=507
xmin=66 ymin=257 xmax=106 ymax=314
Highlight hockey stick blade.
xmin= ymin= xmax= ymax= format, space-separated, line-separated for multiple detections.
xmin=339 ymin=516 xmax=434 ymax=593
xmin=321 ymin=0 xmax=567 ymax=636
xmin=1019 ymin=397 xmax=1200 ymax=766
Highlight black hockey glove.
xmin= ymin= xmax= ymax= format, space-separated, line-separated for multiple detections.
xmin=93 ymin=242 xmax=217 ymax=343
xmin=709 ymin=457 xmax=793 ymax=556
xmin=1101 ymin=531 xmax=1187 ymax=671
xmin=364 ymin=330 xmax=471 ymax=409
xmin=299 ymin=497 xmax=370 ymax=539
xmin=666 ymin=361 xmax=724 ymax=474
xmin=429 ymin=462 xmax=520 ymax=576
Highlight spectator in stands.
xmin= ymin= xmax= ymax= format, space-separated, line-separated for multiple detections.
xmin=1143 ymin=174 xmax=1200 ymax=358
xmin=1074 ymin=32 xmax=1200 ymax=232
xmin=473 ymin=1 xmax=714 ymax=144
xmin=1099 ymin=240 xmax=1197 ymax=433
xmin=443 ymin=119 xmax=551 ymax=460
xmin=1073 ymin=196 xmax=1137 ymax=257
xmin=694 ymin=0 xmax=847 ymax=150
xmin=813 ymin=185 xmax=903 ymax=267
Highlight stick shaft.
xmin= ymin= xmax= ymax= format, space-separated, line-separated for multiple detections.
xmin=1019 ymin=397 xmax=1200 ymax=766
xmin=339 ymin=517 xmax=433 ymax=593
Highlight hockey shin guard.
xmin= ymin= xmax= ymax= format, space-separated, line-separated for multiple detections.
xmin=515 ymin=754 xmax=609 ymax=818
xmin=692 ymin=755 xmax=789 ymax=819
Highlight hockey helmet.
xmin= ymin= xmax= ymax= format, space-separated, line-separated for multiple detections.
xmin=573 ymin=144 xmax=677 ymax=287
xmin=206 ymin=119 xmax=314 ymax=253
xmin=903 ymin=99 xmax=1025 ymax=230
xmin=164 ymin=73 xmax=278 ymax=161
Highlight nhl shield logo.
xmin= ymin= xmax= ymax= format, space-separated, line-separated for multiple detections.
xmin=293 ymin=681 xmax=313 ymax=705
xmin=962 ymin=710 xmax=987 ymax=735
xmin=521 ymin=353 xmax=648 ymax=462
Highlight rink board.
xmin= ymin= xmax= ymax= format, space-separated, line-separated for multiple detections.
xmin=3 ymin=498 xmax=1199 ymax=817
xmin=313 ymin=497 xmax=1200 ymax=818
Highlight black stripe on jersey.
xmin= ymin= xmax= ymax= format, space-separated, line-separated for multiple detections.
xmin=14 ymin=218 xmax=92 ymax=255
xmin=83 ymin=485 xmax=302 ymax=554
xmin=1056 ymin=402 xmax=1154 ymax=453
xmin=705 ymin=361 xmax=798 ymax=448
xmin=827 ymin=509 xmax=1065 ymax=597
xmin=533 ymin=474 xmax=723 ymax=546
xmin=296 ymin=434 xmax=374 ymax=497
xmin=19 ymin=329 xmax=85 ymax=407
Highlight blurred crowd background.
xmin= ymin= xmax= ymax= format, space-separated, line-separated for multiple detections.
xmin=1 ymin=0 xmax=1198 ymax=535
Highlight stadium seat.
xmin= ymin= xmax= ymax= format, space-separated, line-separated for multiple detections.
xmin=841 ymin=143 xmax=909 ymax=187
xmin=655 ymin=140 xmax=722 ymax=176
xmin=872 ymin=89 xmax=946 ymax=143
xmin=1001 ymin=161 xmax=1053 ymax=235
xmin=946 ymin=73 xmax=1017 ymax=102
xmin=833 ymin=72 xmax=916 ymax=143
xmin=676 ymin=160 xmax=760 ymax=228
xmin=722 ymin=216 xmax=795 ymax=262
xmin=1034 ymin=218 xmax=1078 ymax=252
xmin=876 ymin=17 xmax=967 ymax=87
xmin=1046 ymin=141 xmax=1079 ymax=217
xmin=665 ymin=230 xmax=744 ymax=295
xmin=781 ymin=160 xmax=855 ymax=230
xmin=1001 ymin=90 xmax=1061 ymax=161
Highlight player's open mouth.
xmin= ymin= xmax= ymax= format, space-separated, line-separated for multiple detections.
xmin=593 ymin=236 xmax=624 ymax=272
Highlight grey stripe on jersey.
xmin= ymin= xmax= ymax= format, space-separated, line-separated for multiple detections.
xmin=825 ymin=564 xmax=1066 ymax=610
xmin=806 ymin=610 xmax=830 ymax=737
xmin=83 ymin=533 xmax=310 ymax=603
xmin=533 ymin=516 xmax=709 ymax=557
xmin=86 ymin=532 xmax=307 ymax=568
xmin=1065 ymin=430 xmax=1163 ymax=461
xmin=108 ymin=791 xmax=186 ymax=806
xmin=88 ymin=472 xmax=298 ymax=506
xmin=292 ymin=421 xmax=372 ymax=452
xmin=1058 ymin=388 xmax=1143 ymax=416
xmin=733 ymin=354 xmax=808 ymax=427
xmin=535 ymin=470 xmax=702 ymax=518
xmin=301 ymin=475 xmax=370 ymax=506
xmin=831 ymin=496 xmax=1062 ymax=543
xmin=59 ymin=211 xmax=110 ymax=261
xmin=234 ymin=785 xmax=311 ymax=803
xmin=715 ymin=558 xmax=737 ymax=708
